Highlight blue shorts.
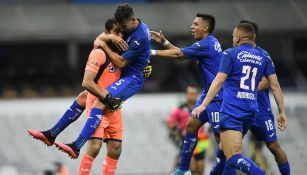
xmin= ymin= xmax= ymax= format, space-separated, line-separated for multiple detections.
xmin=250 ymin=114 xmax=277 ymax=143
xmin=107 ymin=76 xmax=144 ymax=101
xmin=194 ymin=94 xmax=222 ymax=134
xmin=219 ymin=113 xmax=255 ymax=135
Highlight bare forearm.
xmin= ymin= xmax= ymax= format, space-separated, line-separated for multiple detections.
xmin=153 ymin=49 xmax=184 ymax=60
xmin=102 ymin=44 xmax=126 ymax=68
xmin=201 ymin=78 xmax=224 ymax=107
xmin=271 ymin=84 xmax=286 ymax=114
xmin=82 ymin=81 xmax=106 ymax=101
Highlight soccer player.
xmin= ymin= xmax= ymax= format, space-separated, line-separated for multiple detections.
xmin=54 ymin=3 xmax=151 ymax=158
xmin=150 ymin=14 xmax=223 ymax=175
xmin=167 ymin=85 xmax=210 ymax=175
xmin=28 ymin=18 xmax=152 ymax=163
xmin=240 ymin=20 xmax=290 ymax=175
xmin=192 ymin=23 xmax=287 ymax=175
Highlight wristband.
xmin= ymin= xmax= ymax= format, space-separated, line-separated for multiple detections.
xmin=151 ymin=50 xmax=157 ymax=56
xmin=163 ymin=39 xmax=170 ymax=46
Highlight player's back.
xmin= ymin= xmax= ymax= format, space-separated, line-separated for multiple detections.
xmin=85 ymin=48 xmax=121 ymax=116
xmin=221 ymin=44 xmax=274 ymax=118
xmin=121 ymin=20 xmax=150 ymax=79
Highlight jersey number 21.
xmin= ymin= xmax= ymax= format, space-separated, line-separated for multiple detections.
xmin=240 ymin=65 xmax=258 ymax=91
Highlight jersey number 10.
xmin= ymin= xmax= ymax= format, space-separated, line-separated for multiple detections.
xmin=240 ymin=65 xmax=258 ymax=91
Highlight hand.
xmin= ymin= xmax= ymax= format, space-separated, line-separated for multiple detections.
xmin=100 ymin=93 xmax=123 ymax=112
xmin=143 ymin=60 xmax=152 ymax=78
xmin=277 ymin=112 xmax=287 ymax=131
xmin=109 ymin=34 xmax=129 ymax=52
xmin=150 ymin=30 xmax=166 ymax=44
xmin=191 ymin=104 xmax=207 ymax=119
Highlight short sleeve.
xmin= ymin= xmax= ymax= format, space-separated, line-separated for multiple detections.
xmin=85 ymin=49 xmax=106 ymax=73
xmin=121 ymin=38 xmax=144 ymax=62
xmin=264 ymin=56 xmax=276 ymax=77
xmin=218 ymin=49 xmax=233 ymax=74
xmin=180 ymin=41 xmax=209 ymax=59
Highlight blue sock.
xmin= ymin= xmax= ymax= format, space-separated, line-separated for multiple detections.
xmin=74 ymin=108 xmax=103 ymax=149
xmin=210 ymin=147 xmax=236 ymax=175
xmin=179 ymin=132 xmax=198 ymax=171
xmin=224 ymin=154 xmax=266 ymax=175
xmin=50 ymin=100 xmax=84 ymax=138
xmin=278 ymin=162 xmax=290 ymax=175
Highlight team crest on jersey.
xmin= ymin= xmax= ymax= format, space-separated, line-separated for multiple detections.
xmin=109 ymin=66 xmax=116 ymax=73
xmin=214 ymin=41 xmax=222 ymax=52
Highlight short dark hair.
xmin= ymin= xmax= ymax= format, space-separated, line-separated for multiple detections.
xmin=239 ymin=20 xmax=259 ymax=35
xmin=105 ymin=18 xmax=117 ymax=32
xmin=196 ymin=13 xmax=215 ymax=34
xmin=236 ymin=23 xmax=255 ymax=40
xmin=114 ymin=4 xmax=135 ymax=24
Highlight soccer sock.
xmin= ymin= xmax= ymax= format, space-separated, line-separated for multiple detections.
xmin=210 ymin=147 xmax=236 ymax=175
xmin=179 ymin=132 xmax=198 ymax=171
xmin=278 ymin=162 xmax=290 ymax=175
xmin=74 ymin=108 xmax=103 ymax=149
xmin=50 ymin=100 xmax=85 ymax=138
xmin=224 ymin=154 xmax=267 ymax=175
xmin=79 ymin=154 xmax=94 ymax=175
xmin=102 ymin=155 xmax=118 ymax=175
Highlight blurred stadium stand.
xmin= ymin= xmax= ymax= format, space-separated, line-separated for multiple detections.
xmin=0 ymin=0 xmax=307 ymax=98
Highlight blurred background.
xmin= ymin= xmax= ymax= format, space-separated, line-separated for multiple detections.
xmin=0 ymin=0 xmax=306 ymax=174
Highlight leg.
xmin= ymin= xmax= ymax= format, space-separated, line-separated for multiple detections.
xmin=102 ymin=140 xmax=122 ymax=175
xmin=179 ymin=117 xmax=204 ymax=171
xmin=50 ymin=90 xmax=88 ymax=137
xmin=79 ymin=139 xmax=102 ymax=175
xmin=28 ymin=91 xmax=87 ymax=146
xmin=221 ymin=129 xmax=266 ymax=175
xmin=194 ymin=152 xmax=205 ymax=175
xmin=265 ymin=141 xmax=290 ymax=175
xmin=55 ymin=100 xmax=106 ymax=158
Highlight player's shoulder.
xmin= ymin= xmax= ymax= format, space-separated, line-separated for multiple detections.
xmin=223 ymin=47 xmax=236 ymax=56
xmin=91 ymin=48 xmax=106 ymax=58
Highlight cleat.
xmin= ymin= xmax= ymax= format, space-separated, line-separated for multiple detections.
xmin=28 ymin=129 xmax=55 ymax=146
xmin=170 ymin=168 xmax=191 ymax=175
xmin=54 ymin=141 xmax=79 ymax=159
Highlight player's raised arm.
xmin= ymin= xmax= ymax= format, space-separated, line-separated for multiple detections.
xmin=267 ymin=74 xmax=287 ymax=131
xmin=150 ymin=30 xmax=180 ymax=50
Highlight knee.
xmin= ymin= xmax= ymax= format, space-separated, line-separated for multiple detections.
xmin=76 ymin=91 xmax=88 ymax=107
xmin=87 ymin=140 xmax=102 ymax=158
xmin=107 ymin=143 xmax=122 ymax=159
xmin=186 ymin=120 xmax=198 ymax=134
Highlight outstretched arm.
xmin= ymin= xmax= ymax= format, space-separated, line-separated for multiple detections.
xmin=151 ymin=49 xmax=185 ymax=60
xmin=267 ymin=74 xmax=287 ymax=131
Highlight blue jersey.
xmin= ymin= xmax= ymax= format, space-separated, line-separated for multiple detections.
xmin=255 ymin=46 xmax=275 ymax=116
xmin=181 ymin=35 xmax=223 ymax=101
xmin=122 ymin=20 xmax=150 ymax=79
xmin=219 ymin=44 xmax=275 ymax=118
